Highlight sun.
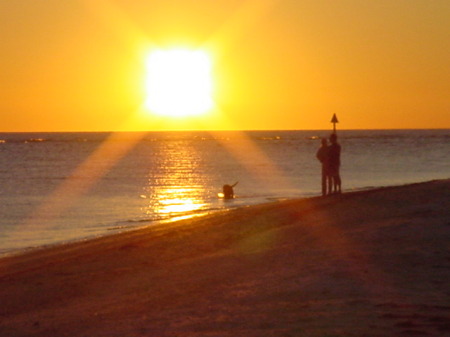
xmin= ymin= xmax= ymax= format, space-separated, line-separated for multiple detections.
xmin=144 ymin=48 xmax=214 ymax=117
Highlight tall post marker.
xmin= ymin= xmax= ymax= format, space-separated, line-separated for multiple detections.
xmin=331 ymin=114 xmax=339 ymax=134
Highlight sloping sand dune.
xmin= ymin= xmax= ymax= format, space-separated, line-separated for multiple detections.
xmin=0 ymin=180 xmax=449 ymax=336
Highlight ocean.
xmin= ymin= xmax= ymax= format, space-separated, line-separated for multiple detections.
xmin=0 ymin=129 xmax=448 ymax=256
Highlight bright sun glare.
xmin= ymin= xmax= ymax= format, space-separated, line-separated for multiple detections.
xmin=144 ymin=49 xmax=214 ymax=117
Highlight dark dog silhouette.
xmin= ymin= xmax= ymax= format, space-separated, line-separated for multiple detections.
xmin=222 ymin=182 xmax=238 ymax=199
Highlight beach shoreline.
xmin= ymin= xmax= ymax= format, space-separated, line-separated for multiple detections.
xmin=1 ymin=179 xmax=449 ymax=336
xmin=0 ymin=180 xmax=434 ymax=260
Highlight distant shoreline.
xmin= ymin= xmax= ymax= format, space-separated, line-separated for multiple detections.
xmin=0 ymin=127 xmax=449 ymax=134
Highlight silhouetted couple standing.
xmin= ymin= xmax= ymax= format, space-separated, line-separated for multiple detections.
xmin=316 ymin=133 xmax=341 ymax=196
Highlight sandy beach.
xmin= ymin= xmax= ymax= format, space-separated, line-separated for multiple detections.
xmin=0 ymin=179 xmax=449 ymax=337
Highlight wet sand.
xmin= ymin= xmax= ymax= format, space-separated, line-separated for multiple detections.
xmin=0 ymin=179 xmax=449 ymax=337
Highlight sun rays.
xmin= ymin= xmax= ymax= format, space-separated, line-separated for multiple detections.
xmin=20 ymin=0 xmax=292 ymax=248
xmin=19 ymin=0 xmax=288 ymax=234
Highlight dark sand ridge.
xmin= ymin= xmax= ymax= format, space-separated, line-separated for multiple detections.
xmin=0 ymin=180 xmax=449 ymax=336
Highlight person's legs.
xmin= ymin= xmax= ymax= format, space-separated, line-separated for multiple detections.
xmin=328 ymin=175 xmax=333 ymax=195
xmin=328 ymin=166 xmax=337 ymax=194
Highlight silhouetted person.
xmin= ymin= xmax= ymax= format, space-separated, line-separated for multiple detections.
xmin=316 ymin=138 xmax=330 ymax=196
xmin=328 ymin=133 xmax=341 ymax=194
xmin=223 ymin=182 xmax=238 ymax=199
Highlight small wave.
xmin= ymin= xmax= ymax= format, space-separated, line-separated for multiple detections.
xmin=116 ymin=206 xmax=225 ymax=227
xmin=25 ymin=138 xmax=47 ymax=143
xmin=257 ymin=136 xmax=282 ymax=140
xmin=122 ymin=218 xmax=158 ymax=224
xmin=107 ymin=224 xmax=143 ymax=231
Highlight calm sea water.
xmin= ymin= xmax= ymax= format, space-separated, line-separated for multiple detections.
xmin=0 ymin=129 xmax=448 ymax=256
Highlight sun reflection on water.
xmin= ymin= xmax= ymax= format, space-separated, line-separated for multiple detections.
xmin=141 ymin=142 xmax=210 ymax=221
xmin=152 ymin=188 xmax=207 ymax=215
xmin=143 ymin=187 xmax=209 ymax=222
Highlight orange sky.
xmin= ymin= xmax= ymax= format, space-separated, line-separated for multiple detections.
xmin=1 ymin=0 xmax=449 ymax=131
